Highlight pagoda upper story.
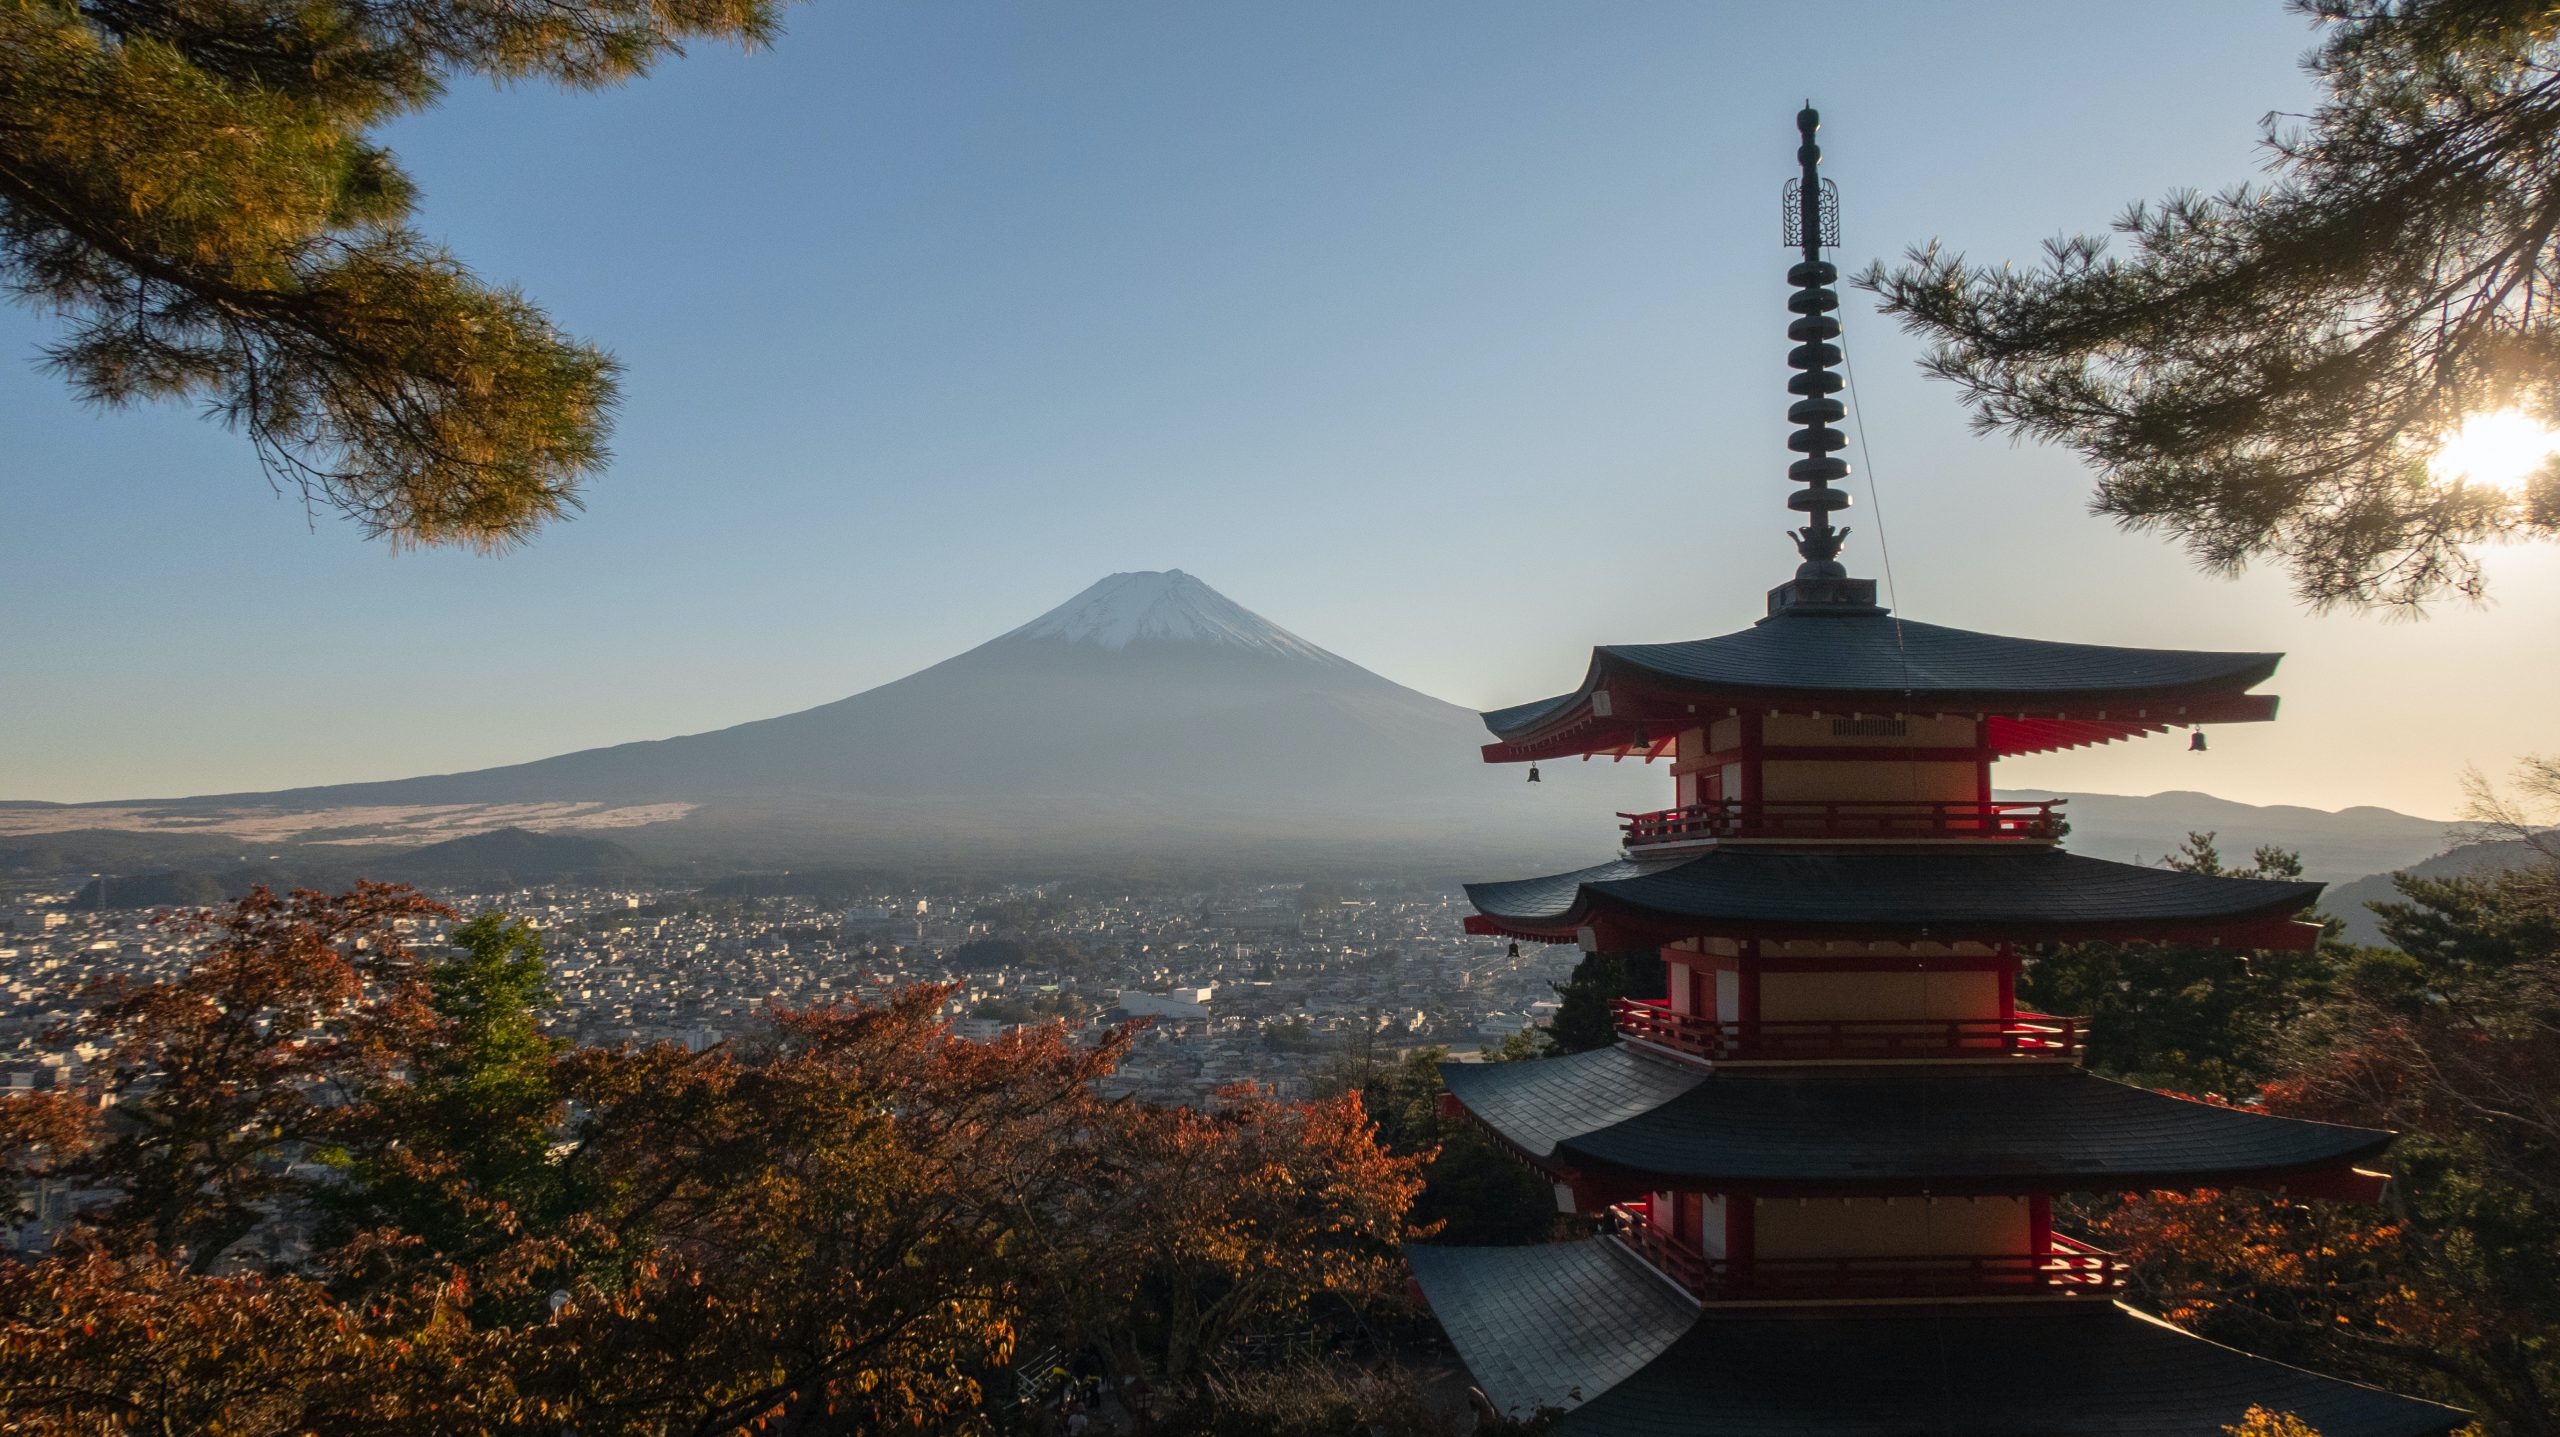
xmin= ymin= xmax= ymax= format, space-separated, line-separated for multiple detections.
xmin=1469 ymin=116 xmax=2293 ymax=899
xmin=1459 ymin=98 xmax=2307 ymax=955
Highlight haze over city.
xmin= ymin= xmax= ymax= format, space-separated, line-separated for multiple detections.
xmin=6 ymin=0 xmax=2551 ymax=819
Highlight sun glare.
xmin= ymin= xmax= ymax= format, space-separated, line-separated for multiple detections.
xmin=2429 ymin=409 xmax=2560 ymax=493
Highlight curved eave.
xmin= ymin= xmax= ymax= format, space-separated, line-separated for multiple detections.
xmin=1477 ymin=615 xmax=2286 ymax=763
xmin=1481 ymin=688 xmax=2278 ymax=764
xmin=1462 ymin=852 xmax=2328 ymax=953
xmin=1439 ymin=1049 xmax=2396 ymax=1198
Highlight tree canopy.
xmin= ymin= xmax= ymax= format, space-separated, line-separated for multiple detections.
xmin=0 ymin=0 xmax=777 ymax=548
xmin=2021 ymin=833 xmax=2336 ymax=1095
xmin=0 ymin=885 xmax=1430 ymax=1434
xmin=1864 ymin=0 xmax=2560 ymax=608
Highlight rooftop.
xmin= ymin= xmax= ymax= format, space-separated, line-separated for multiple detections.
xmin=1440 ymin=1047 xmax=2393 ymax=1195
xmin=1480 ymin=611 xmax=2283 ymax=763
xmin=1463 ymin=847 xmax=2324 ymax=949
xmin=1409 ymin=1241 xmax=2465 ymax=1436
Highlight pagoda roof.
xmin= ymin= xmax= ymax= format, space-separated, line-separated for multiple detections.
xmin=1463 ymin=848 xmax=2324 ymax=948
xmin=1440 ymin=1048 xmax=2392 ymax=1194
xmin=1409 ymin=1241 xmax=2465 ymax=1435
xmin=1482 ymin=610 xmax=2281 ymax=761
xmin=1402 ymin=1241 xmax=1692 ymax=1417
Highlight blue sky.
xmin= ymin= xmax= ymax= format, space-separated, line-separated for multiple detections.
xmin=5 ymin=1 xmax=2553 ymax=816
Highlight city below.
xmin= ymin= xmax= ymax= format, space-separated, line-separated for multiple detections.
xmin=0 ymin=874 xmax=1567 ymax=1145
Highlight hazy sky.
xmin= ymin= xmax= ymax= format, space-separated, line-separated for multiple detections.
xmin=5 ymin=1 xmax=2553 ymax=817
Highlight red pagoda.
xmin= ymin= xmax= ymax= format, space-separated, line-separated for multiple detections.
xmin=1405 ymin=109 xmax=2464 ymax=1437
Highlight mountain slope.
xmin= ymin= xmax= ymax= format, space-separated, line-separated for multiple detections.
xmin=106 ymin=572 xmax=1647 ymax=868
xmin=30 ymin=574 xmax=2453 ymax=877
xmin=187 ymin=572 xmax=1493 ymax=809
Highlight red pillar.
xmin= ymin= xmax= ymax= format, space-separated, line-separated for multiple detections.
xmin=1728 ymin=1195 xmax=1756 ymax=1288
xmin=1738 ymin=711 xmax=1764 ymax=805
xmin=1738 ymin=949 xmax=1763 ymax=1054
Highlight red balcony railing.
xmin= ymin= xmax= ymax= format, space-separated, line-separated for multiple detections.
xmin=1618 ymin=799 xmax=2064 ymax=848
xmin=1611 ymin=998 xmax=2086 ymax=1064
xmin=1608 ymin=1202 xmax=2125 ymax=1302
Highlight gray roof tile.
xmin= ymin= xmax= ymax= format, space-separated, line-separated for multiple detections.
xmin=1441 ymin=1053 xmax=2393 ymax=1192
xmin=1465 ymin=848 xmax=2322 ymax=937
xmin=1485 ymin=612 xmax=2280 ymax=740
xmin=1405 ymin=1241 xmax=1693 ymax=1418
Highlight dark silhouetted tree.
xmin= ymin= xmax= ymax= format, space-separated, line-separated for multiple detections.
xmin=1543 ymin=949 xmax=1664 ymax=1056
xmin=2022 ymin=834 xmax=2336 ymax=1094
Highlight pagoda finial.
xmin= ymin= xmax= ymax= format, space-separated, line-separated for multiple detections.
xmin=1767 ymin=104 xmax=1880 ymax=617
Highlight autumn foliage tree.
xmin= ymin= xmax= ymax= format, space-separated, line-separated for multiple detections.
xmin=0 ymin=885 xmax=1432 ymax=1435
xmin=532 ymin=990 xmax=1150 ymax=1434
xmin=1322 ymin=1045 xmax=1562 ymax=1248
xmin=1062 ymin=1084 xmax=1428 ymax=1392
xmin=0 ymin=1238 xmax=559 ymax=1435
xmin=57 ymin=881 xmax=451 ymax=1268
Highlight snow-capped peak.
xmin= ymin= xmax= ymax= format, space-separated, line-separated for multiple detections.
xmin=998 ymin=570 xmax=1346 ymax=663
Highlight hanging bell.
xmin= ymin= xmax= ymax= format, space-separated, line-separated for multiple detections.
xmin=1526 ymin=764 xmax=1541 ymax=784
xmin=2189 ymin=730 xmax=2208 ymax=752
xmin=1507 ymin=941 xmax=1521 ymax=958
xmin=1630 ymin=724 xmax=1651 ymax=753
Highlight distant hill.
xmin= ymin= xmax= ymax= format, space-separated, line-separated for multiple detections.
xmin=1997 ymin=789 xmax=2453 ymax=884
xmin=61 ymin=829 xmax=645 ymax=909
xmin=2320 ymin=836 xmax=2551 ymax=947
xmin=70 ymin=867 xmax=298 ymax=911
xmin=0 ymin=826 xmax=288 ymax=878
xmin=370 ymin=828 xmax=646 ymax=887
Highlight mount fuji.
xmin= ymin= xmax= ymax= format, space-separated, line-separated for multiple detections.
xmin=57 ymin=572 xmax=1643 ymax=870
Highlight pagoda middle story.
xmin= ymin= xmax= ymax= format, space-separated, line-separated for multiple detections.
xmin=1403 ymin=108 xmax=2464 ymax=1437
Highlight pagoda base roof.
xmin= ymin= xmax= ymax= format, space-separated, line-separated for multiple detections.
xmin=1404 ymin=1241 xmax=1693 ymax=1417
xmin=1409 ymin=1241 xmax=2464 ymax=1436
xmin=1440 ymin=1047 xmax=2392 ymax=1195
xmin=1463 ymin=847 xmax=2323 ymax=949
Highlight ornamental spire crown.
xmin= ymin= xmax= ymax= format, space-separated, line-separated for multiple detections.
xmin=1767 ymin=104 xmax=1883 ymax=617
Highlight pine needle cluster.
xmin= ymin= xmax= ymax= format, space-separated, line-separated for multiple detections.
xmin=1863 ymin=0 xmax=2560 ymax=608
xmin=0 ymin=0 xmax=778 ymax=546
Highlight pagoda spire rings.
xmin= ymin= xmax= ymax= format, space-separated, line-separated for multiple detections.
xmin=1783 ymin=104 xmax=1852 ymax=580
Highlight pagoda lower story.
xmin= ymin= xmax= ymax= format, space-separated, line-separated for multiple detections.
xmin=1404 ymin=106 xmax=2462 ymax=1437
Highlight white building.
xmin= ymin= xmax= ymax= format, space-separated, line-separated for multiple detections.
xmin=1116 ymin=986 xmax=1215 ymax=1019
